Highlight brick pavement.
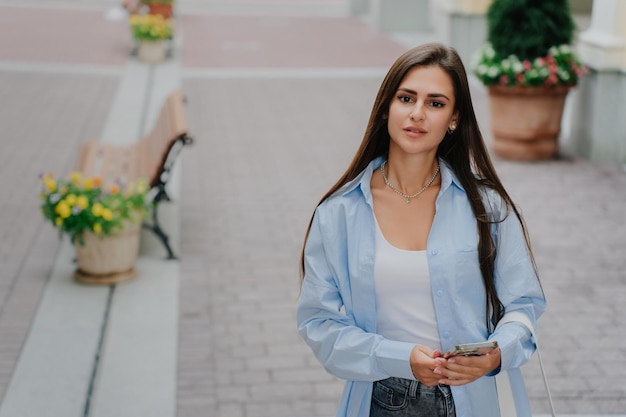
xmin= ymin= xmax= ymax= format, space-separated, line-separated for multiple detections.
xmin=180 ymin=14 xmax=406 ymax=68
xmin=0 ymin=5 xmax=129 ymax=65
xmin=1 ymin=1 xmax=625 ymax=416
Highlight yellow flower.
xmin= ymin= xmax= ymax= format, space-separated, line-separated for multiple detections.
xmin=92 ymin=203 xmax=103 ymax=217
xmin=102 ymin=208 xmax=113 ymax=221
xmin=76 ymin=195 xmax=88 ymax=209
xmin=110 ymin=184 xmax=120 ymax=195
xmin=55 ymin=217 xmax=63 ymax=227
xmin=69 ymin=171 xmax=82 ymax=185
xmin=93 ymin=223 xmax=102 ymax=234
xmin=44 ymin=178 xmax=57 ymax=193
xmin=55 ymin=201 xmax=71 ymax=219
xmin=83 ymin=178 xmax=94 ymax=191
xmin=65 ymin=194 xmax=77 ymax=206
xmin=135 ymin=179 xmax=148 ymax=194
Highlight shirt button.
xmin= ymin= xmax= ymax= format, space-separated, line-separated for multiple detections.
xmin=436 ymin=290 xmax=444 ymax=297
xmin=443 ymin=331 xmax=451 ymax=339
xmin=431 ymin=249 xmax=439 ymax=256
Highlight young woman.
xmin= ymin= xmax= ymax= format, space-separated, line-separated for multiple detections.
xmin=297 ymin=43 xmax=546 ymax=417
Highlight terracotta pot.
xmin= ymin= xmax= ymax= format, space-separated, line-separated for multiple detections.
xmin=147 ymin=3 xmax=172 ymax=18
xmin=137 ymin=40 xmax=167 ymax=64
xmin=74 ymin=224 xmax=140 ymax=285
xmin=488 ymin=85 xmax=571 ymax=160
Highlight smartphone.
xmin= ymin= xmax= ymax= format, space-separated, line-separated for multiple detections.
xmin=443 ymin=340 xmax=498 ymax=359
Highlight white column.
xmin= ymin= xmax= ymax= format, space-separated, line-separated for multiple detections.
xmin=578 ymin=0 xmax=626 ymax=70
xmin=568 ymin=0 xmax=626 ymax=164
xmin=349 ymin=0 xmax=370 ymax=15
xmin=431 ymin=0 xmax=493 ymax=67
xmin=370 ymin=0 xmax=430 ymax=32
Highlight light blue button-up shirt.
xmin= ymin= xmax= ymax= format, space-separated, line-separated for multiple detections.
xmin=297 ymin=157 xmax=546 ymax=417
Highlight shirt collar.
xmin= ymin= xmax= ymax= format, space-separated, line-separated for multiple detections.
xmin=339 ymin=156 xmax=465 ymax=202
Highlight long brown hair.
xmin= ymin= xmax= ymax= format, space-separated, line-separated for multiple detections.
xmin=300 ymin=43 xmax=537 ymax=331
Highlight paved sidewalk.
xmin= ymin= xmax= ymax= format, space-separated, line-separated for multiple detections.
xmin=0 ymin=1 xmax=625 ymax=416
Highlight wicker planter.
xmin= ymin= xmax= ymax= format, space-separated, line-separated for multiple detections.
xmin=137 ymin=40 xmax=167 ymax=64
xmin=74 ymin=224 xmax=140 ymax=285
xmin=488 ymin=85 xmax=571 ymax=160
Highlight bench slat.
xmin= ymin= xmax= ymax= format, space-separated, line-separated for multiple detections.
xmin=168 ymin=91 xmax=188 ymax=138
xmin=75 ymin=89 xmax=189 ymax=191
xmin=146 ymin=91 xmax=188 ymax=186
xmin=126 ymin=142 xmax=141 ymax=184
xmin=100 ymin=144 xmax=115 ymax=186
xmin=76 ymin=140 xmax=101 ymax=177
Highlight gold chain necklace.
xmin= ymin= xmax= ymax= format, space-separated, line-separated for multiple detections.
xmin=380 ymin=160 xmax=440 ymax=204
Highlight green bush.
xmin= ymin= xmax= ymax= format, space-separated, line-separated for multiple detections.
xmin=487 ymin=0 xmax=574 ymax=60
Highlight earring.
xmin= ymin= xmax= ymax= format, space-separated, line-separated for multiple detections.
xmin=447 ymin=123 xmax=456 ymax=134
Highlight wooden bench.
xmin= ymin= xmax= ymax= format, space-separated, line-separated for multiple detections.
xmin=76 ymin=90 xmax=193 ymax=259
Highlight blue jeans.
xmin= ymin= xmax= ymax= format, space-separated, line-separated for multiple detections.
xmin=370 ymin=377 xmax=456 ymax=417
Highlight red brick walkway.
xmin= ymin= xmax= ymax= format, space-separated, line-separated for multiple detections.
xmin=181 ymin=14 xmax=406 ymax=68
xmin=0 ymin=6 xmax=129 ymax=65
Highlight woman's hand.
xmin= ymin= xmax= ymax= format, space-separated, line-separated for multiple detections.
xmin=433 ymin=348 xmax=501 ymax=386
xmin=409 ymin=345 xmax=444 ymax=387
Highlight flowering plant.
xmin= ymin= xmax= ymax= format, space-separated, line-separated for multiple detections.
xmin=39 ymin=172 xmax=149 ymax=244
xmin=472 ymin=43 xmax=588 ymax=88
xmin=129 ymin=14 xmax=173 ymax=41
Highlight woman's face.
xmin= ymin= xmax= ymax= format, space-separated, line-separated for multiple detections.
xmin=386 ymin=65 xmax=458 ymax=157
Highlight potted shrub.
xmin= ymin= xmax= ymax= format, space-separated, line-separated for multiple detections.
xmin=142 ymin=0 xmax=174 ymax=18
xmin=129 ymin=13 xmax=174 ymax=64
xmin=471 ymin=0 xmax=587 ymax=160
xmin=39 ymin=172 xmax=149 ymax=284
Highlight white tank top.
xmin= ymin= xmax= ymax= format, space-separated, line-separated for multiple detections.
xmin=373 ymin=219 xmax=441 ymax=350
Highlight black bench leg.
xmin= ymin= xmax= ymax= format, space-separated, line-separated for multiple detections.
xmin=143 ymin=202 xmax=177 ymax=260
